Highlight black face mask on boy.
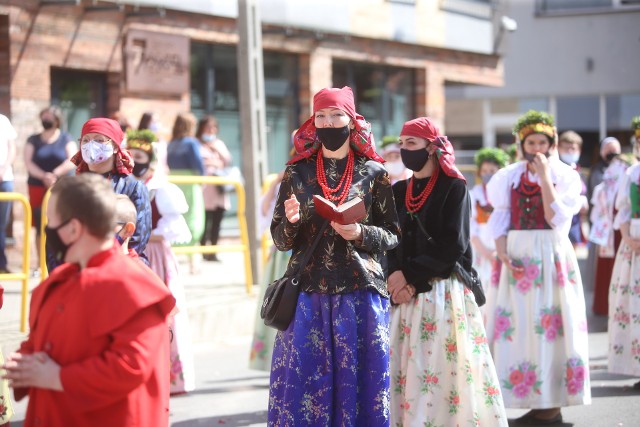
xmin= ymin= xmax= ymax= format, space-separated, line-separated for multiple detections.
xmin=45 ymin=218 xmax=73 ymax=265
xmin=316 ymin=126 xmax=350 ymax=152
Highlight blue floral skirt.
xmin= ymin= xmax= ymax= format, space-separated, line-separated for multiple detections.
xmin=268 ymin=289 xmax=390 ymax=426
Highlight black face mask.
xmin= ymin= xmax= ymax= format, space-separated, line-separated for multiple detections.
xmin=132 ymin=161 xmax=150 ymax=178
xmin=115 ymin=225 xmax=126 ymax=246
xmin=316 ymin=126 xmax=350 ymax=152
xmin=41 ymin=119 xmax=55 ymax=130
xmin=45 ymin=218 xmax=73 ymax=265
xmin=400 ymin=148 xmax=430 ymax=172
xmin=523 ymin=151 xmax=550 ymax=163
xmin=605 ymin=152 xmax=619 ymax=162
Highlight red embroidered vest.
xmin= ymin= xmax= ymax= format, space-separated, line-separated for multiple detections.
xmin=509 ymin=185 xmax=551 ymax=231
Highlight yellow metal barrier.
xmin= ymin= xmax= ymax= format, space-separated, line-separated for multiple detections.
xmin=0 ymin=192 xmax=32 ymax=332
xmin=38 ymin=177 xmax=253 ymax=294
xmin=168 ymin=175 xmax=253 ymax=294
xmin=39 ymin=188 xmax=51 ymax=279
xmin=261 ymin=173 xmax=279 ymax=266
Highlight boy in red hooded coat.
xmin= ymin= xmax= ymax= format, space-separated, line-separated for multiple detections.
xmin=2 ymin=173 xmax=174 ymax=427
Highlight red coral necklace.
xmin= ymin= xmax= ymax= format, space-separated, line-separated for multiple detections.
xmin=316 ymin=149 xmax=354 ymax=206
xmin=405 ymin=167 xmax=439 ymax=214
xmin=518 ymin=170 xmax=540 ymax=196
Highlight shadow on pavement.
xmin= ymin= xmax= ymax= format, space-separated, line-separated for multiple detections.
xmin=172 ymin=383 xmax=269 ymax=397
xmin=171 ymin=410 xmax=268 ymax=426
xmin=590 ymin=385 xmax=640 ymax=398
xmin=508 ymin=421 xmax=573 ymax=427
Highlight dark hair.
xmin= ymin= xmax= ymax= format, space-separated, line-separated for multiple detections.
xmin=50 ymin=174 xmax=116 ymax=239
xmin=171 ymin=112 xmax=197 ymax=141
xmin=138 ymin=112 xmax=154 ymax=130
xmin=40 ymin=105 xmax=64 ymax=129
xmin=110 ymin=111 xmax=132 ymax=132
xmin=195 ymin=115 xmax=219 ymax=140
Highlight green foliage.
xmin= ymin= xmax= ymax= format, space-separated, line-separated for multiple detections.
xmin=631 ymin=116 xmax=640 ymax=130
xmin=380 ymin=135 xmax=399 ymax=149
xmin=126 ymin=129 xmax=158 ymax=143
xmin=512 ymin=110 xmax=555 ymax=135
xmin=474 ymin=147 xmax=509 ymax=169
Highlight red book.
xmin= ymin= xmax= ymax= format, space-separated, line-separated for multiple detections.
xmin=313 ymin=195 xmax=366 ymax=225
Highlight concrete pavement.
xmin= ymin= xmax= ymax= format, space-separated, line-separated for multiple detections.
xmin=2 ymin=240 xmax=640 ymax=426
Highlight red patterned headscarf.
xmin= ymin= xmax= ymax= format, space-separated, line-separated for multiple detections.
xmin=400 ymin=117 xmax=466 ymax=182
xmin=288 ymin=87 xmax=384 ymax=164
xmin=71 ymin=118 xmax=134 ymax=175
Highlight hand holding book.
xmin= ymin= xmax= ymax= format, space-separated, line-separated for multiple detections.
xmin=313 ymin=195 xmax=366 ymax=225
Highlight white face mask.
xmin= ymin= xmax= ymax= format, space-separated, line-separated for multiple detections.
xmin=559 ymin=152 xmax=580 ymax=165
xmin=201 ymin=134 xmax=216 ymax=143
xmin=385 ymin=160 xmax=406 ymax=177
xmin=81 ymin=141 xmax=114 ymax=164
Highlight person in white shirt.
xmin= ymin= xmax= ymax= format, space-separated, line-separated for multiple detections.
xmin=485 ymin=110 xmax=591 ymax=425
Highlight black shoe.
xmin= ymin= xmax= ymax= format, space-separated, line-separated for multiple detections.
xmin=513 ymin=411 xmax=563 ymax=425
xmin=203 ymin=254 xmax=219 ymax=262
xmin=633 ymin=380 xmax=640 ymax=390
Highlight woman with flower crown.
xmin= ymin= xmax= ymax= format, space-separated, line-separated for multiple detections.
xmin=485 ymin=110 xmax=591 ymax=424
xmin=268 ymin=86 xmax=400 ymax=426
xmin=388 ymin=117 xmax=507 ymax=426
xmin=607 ymin=116 xmax=640 ymax=391
xmin=470 ymin=147 xmax=510 ymax=313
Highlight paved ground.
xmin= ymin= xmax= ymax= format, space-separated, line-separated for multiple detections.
xmin=2 ymin=237 xmax=640 ymax=426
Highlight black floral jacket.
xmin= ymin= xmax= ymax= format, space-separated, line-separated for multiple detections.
xmin=271 ymin=153 xmax=400 ymax=297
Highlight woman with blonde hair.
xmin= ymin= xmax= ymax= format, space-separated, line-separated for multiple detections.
xmin=167 ymin=113 xmax=205 ymax=253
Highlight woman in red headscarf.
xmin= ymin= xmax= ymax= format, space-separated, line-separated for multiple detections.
xmin=387 ymin=117 xmax=507 ymax=426
xmin=50 ymin=118 xmax=151 ymax=272
xmin=268 ymin=87 xmax=400 ymax=426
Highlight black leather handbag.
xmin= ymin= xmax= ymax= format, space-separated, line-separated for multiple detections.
xmin=415 ymin=217 xmax=486 ymax=307
xmin=260 ymin=221 xmax=329 ymax=330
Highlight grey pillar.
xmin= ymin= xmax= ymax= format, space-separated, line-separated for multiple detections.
xmin=237 ymin=0 xmax=267 ymax=287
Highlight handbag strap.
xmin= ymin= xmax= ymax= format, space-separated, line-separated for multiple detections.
xmin=294 ymin=220 xmax=330 ymax=279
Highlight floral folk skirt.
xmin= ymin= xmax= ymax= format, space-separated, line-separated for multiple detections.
xmin=249 ymin=248 xmax=290 ymax=371
xmin=484 ymin=229 xmax=591 ymax=409
xmin=146 ymin=239 xmax=196 ymax=394
xmin=390 ymin=277 xmax=508 ymax=427
xmin=0 ymin=350 xmax=13 ymax=424
xmin=269 ymin=289 xmax=390 ymax=426
xmin=608 ymin=238 xmax=640 ymax=377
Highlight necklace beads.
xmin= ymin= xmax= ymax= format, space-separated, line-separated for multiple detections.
xmin=405 ymin=167 xmax=439 ymax=214
xmin=316 ymin=150 xmax=354 ymax=206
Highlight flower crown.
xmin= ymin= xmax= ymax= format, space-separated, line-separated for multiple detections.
xmin=513 ymin=110 xmax=556 ymax=142
xmin=632 ymin=116 xmax=640 ymax=139
xmin=474 ymin=147 xmax=510 ymax=169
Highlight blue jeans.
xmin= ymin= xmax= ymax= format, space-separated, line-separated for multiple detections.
xmin=0 ymin=180 xmax=14 ymax=270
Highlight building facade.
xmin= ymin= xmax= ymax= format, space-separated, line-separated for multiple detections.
xmin=0 ymin=0 xmax=504 ymax=181
xmin=445 ymin=0 xmax=640 ymax=166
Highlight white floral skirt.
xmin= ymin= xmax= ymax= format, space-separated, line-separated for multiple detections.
xmin=390 ymin=277 xmax=508 ymax=427
xmin=608 ymin=238 xmax=640 ymax=377
xmin=485 ymin=229 xmax=591 ymax=409
xmin=0 ymin=350 xmax=13 ymax=424
xmin=473 ymin=223 xmax=501 ymax=321
xmin=249 ymin=249 xmax=290 ymax=371
xmin=147 ymin=239 xmax=195 ymax=394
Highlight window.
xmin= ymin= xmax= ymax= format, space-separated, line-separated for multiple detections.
xmin=536 ymin=0 xmax=639 ymax=14
xmin=190 ymin=42 xmax=300 ymax=174
xmin=333 ymin=61 xmax=415 ymax=141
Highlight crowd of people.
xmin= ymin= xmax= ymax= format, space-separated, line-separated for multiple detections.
xmin=0 ymin=88 xmax=639 ymax=425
